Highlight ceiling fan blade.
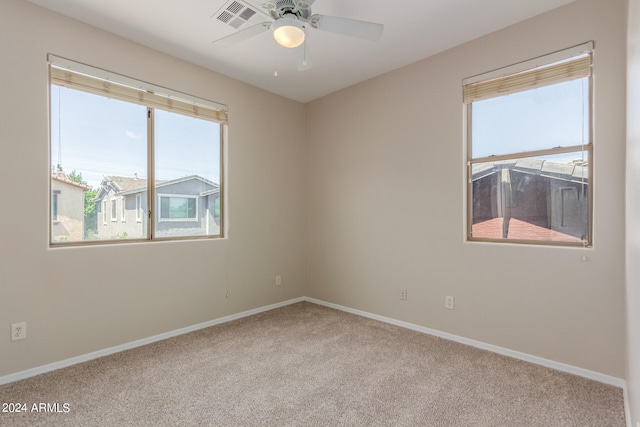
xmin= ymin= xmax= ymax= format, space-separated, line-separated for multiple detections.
xmin=212 ymin=22 xmax=271 ymax=47
xmin=292 ymin=42 xmax=313 ymax=71
xmin=310 ymin=14 xmax=383 ymax=41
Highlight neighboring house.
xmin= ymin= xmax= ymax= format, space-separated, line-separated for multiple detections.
xmin=471 ymin=159 xmax=588 ymax=241
xmin=93 ymin=175 xmax=220 ymax=240
xmin=51 ymin=172 xmax=91 ymax=242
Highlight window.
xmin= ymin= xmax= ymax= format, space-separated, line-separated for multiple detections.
xmin=158 ymin=195 xmax=197 ymax=221
xmin=52 ymin=191 xmax=59 ymax=222
xmin=464 ymin=43 xmax=593 ymax=247
xmin=49 ymin=55 xmax=227 ymax=245
xmin=136 ymin=194 xmax=143 ymax=223
xmin=111 ymin=199 xmax=117 ymax=222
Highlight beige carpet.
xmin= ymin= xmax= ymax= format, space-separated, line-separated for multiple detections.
xmin=0 ymin=302 xmax=626 ymax=426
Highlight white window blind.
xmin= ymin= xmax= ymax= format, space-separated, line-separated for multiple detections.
xmin=49 ymin=56 xmax=227 ymax=124
xmin=463 ymin=43 xmax=593 ymax=104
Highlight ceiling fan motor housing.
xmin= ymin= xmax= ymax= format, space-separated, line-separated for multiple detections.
xmin=266 ymin=0 xmax=312 ymax=21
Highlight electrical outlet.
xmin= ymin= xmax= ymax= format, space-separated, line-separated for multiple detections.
xmin=275 ymin=275 xmax=282 ymax=286
xmin=445 ymin=296 xmax=455 ymax=310
xmin=400 ymin=289 xmax=407 ymax=301
xmin=11 ymin=322 xmax=26 ymax=341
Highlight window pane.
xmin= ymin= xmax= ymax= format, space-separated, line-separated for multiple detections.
xmin=171 ymin=198 xmax=188 ymax=218
xmin=136 ymin=195 xmax=142 ymax=222
xmin=159 ymin=196 xmax=195 ymax=220
xmin=470 ymin=152 xmax=588 ymax=243
xmin=50 ymin=85 xmax=148 ymax=243
xmin=52 ymin=194 xmax=58 ymax=221
xmin=471 ymin=78 xmax=589 ymax=158
xmin=187 ymin=198 xmax=196 ymax=218
xmin=160 ymin=196 xmax=170 ymax=219
xmin=154 ymin=110 xmax=221 ymax=238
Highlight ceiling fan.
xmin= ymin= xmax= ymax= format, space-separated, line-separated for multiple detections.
xmin=212 ymin=0 xmax=384 ymax=71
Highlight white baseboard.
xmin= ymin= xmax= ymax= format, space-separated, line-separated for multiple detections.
xmin=0 ymin=297 xmax=305 ymax=386
xmin=624 ymin=386 xmax=633 ymax=427
xmin=304 ymin=297 xmax=626 ymax=389
xmin=0 ymin=295 xmax=626 ymax=393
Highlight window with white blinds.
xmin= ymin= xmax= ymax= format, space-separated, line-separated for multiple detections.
xmin=49 ymin=56 xmax=227 ymax=124
xmin=465 ymin=43 xmax=593 ymax=247
xmin=49 ymin=56 xmax=226 ymax=246
xmin=463 ymin=55 xmax=591 ymax=103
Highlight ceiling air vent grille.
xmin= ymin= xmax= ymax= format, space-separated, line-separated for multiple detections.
xmin=227 ymin=1 xmax=244 ymax=14
xmin=217 ymin=11 xmax=234 ymax=24
xmin=215 ymin=0 xmax=264 ymax=30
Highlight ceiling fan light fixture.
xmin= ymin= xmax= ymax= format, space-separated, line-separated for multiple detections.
xmin=272 ymin=17 xmax=305 ymax=48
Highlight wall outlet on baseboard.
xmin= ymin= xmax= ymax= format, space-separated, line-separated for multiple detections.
xmin=11 ymin=322 xmax=26 ymax=341
xmin=275 ymin=275 xmax=282 ymax=286
xmin=445 ymin=296 xmax=455 ymax=310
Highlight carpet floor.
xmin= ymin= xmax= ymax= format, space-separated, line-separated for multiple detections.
xmin=0 ymin=302 xmax=626 ymax=426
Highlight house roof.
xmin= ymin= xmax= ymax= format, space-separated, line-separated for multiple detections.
xmin=472 ymin=159 xmax=588 ymax=184
xmin=51 ymin=172 xmax=91 ymax=191
xmin=108 ymin=175 xmax=151 ymax=193
xmin=472 ymin=218 xmax=583 ymax=243
xmin=94 ymin=175 xmax=219 ymax=200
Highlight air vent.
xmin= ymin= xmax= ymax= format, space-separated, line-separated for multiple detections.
xmin=239 ymin=7 xmax=256 ymax=21
xmin=214 ymin=0 xmax=267 ymax=30
xmin=217 ymin=11 xmax=234 ymax=24
xmin=276 ymin=0 xmax=296 ymax=9
xmin=227 ymin=1 xmax=243 ymax=14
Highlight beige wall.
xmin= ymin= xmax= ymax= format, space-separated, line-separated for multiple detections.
xmin=627 ymin=0 xmax=640 ymax=422
xmin=306 ymin=0 xmax=627 ymax=378
xmin=0 ymin=0 xmax=307 ymax=377
xmin=0 ymin=0 xmax=630 ymax=388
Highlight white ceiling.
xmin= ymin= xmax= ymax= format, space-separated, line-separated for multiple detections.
xmin=27 ymin=0 xmax=575 ymax=103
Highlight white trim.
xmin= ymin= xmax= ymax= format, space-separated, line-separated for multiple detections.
xmin=121 ymin=196 xmax=126 ymax=222
xmin=624 ymin=386 xmax=633 ymax=427
xmin=463 ymin=41 xmax=594 ymax=86
xmin=135 ymin=194 xmax=142 ymax=223
xmin=0 ymin=296 xmax=625 ymax=391
xmin=304 ymin=297 xmax=626 ymax=388
xmin=0 ymin=297 xmax=304 ymax=386
xmin=110 ymin=198 xmax=117 ymax=222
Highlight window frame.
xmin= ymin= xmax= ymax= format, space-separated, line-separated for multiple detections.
xmin=157 ymin=194 xmax=199 ymax=222
xmin=464 ymin=43 xmax=593 ymax=247
xmin=48 ymin=55 xmax=227 ymax=247
xmin=111 ymin=199 xmax=117 ymax=222
xmin=51 ymin=191 xmax=60 ymax=222
xmin=136 ymin=194 xmax=143 ymax=223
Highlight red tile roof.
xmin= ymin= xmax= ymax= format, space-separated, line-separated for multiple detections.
xmin=51 ymin=172 xmax=91 ymax=191
xmin=472 ymin=218 xmax=583 ymax=243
